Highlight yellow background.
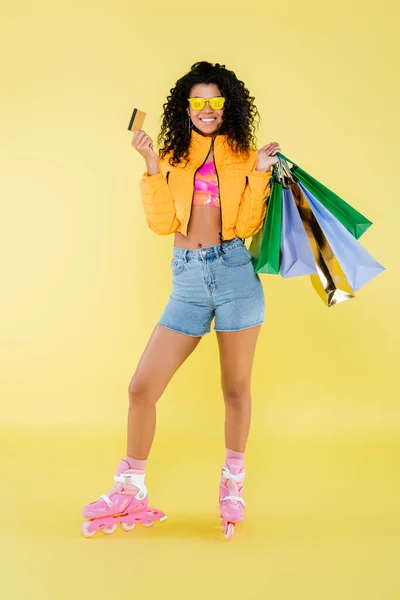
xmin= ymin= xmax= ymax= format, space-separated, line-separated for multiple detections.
xmin=1 ymin=0 xmax=399 ymax=598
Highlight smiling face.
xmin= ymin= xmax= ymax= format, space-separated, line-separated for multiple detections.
xmin=187 ymin=83 xmax=224 ymax=137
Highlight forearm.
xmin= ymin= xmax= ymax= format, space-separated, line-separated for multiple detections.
xmin=145 ymin=158 xmax=160 ymax=176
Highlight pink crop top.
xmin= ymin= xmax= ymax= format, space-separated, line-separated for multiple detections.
xmin=192 ymin=160 xmax=220 ymax=207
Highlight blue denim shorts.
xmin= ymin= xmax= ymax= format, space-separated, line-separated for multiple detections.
xmin=158 ymin=237 xmax=265 ymax=337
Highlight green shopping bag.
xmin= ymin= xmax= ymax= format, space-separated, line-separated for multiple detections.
xmin=249 ymin=175 xmax=283 ymax=274
xmin=277 ymin=153 xmax=372 ymax=239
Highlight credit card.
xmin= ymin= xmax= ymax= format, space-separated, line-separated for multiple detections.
xmin=127 ymin=108 xmax=146 ymax=131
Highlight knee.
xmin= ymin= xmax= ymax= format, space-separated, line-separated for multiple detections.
xmin=222 ymin=382 xmax=251 ymax=408
xmin=128 ymin=377 xmax=156 ymax=409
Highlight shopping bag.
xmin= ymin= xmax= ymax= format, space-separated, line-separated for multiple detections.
xmin=249 ymin=153 xmax=384 ymax=306
xmin=298 ymin=182 xmax=385 ymax=292
xmin=276 ymin=153 xmax=373 ymax=239
xmin=291 ymin=182 xmax=356 ymax=307
xmin=279 ymin=186 xmax=318 ymax=278
xmin=249 ymin=176 xmax=283 ymax=274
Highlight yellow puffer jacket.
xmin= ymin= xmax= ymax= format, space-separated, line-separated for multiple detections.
xmin=139 ymin=129 xmax=272 ymax=240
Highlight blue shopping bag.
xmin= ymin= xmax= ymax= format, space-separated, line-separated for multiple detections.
xmin=297 ymin=182 xmax=385 ymax=291
xmin=279 ymin=187 xmax=318 ymax=278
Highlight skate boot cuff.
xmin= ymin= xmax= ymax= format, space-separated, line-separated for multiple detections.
xmin=221 ymin=465 xmax=246 ymax=483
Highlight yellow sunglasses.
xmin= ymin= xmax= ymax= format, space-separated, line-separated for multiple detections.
xmin=187 ymin=96 xmax=226 ymax=111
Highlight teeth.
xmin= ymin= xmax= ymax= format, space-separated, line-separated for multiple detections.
xmin=200 ymin=118 xmax=216 ymax=122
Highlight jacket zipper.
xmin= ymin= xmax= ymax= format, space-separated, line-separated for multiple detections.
xmin=185 ymin=136 xmax=243 ymax=245
xmin=211 ymin=136 xmax=224 ymax=244
xmin=187 ymin=139 xmax=213 ymax=236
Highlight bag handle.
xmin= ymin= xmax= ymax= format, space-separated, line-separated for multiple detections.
xmin=280 ymin=157 xmax=294 ymax=180
xmin=272 ymin=153 xmax=296 ymax=186
xmin=276 ymin=152 xmax=299 ymax=168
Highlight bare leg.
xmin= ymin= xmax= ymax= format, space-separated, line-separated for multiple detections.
xmin=216 ymin=325 xmax=263 ymax=452
xmin=127 ymin=324 xmax=201 ymax=459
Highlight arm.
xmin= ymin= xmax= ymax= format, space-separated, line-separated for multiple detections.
xmin=139 ymin=159 xmax=181 ymax=236
xmin=233 ymin=165 xmax=272 ymax=239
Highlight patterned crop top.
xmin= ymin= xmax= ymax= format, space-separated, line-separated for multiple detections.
xmin=192 ymin=160 xmax=220 ymax=207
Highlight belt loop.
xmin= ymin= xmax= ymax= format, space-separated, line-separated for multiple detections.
xmin=183 ymin=249 xmax=188 ymax=263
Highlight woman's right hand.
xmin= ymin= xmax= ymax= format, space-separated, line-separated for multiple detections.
xmin=131 ymin=130 xmax=158 ymax=160
xmin=131 ymin=130 xmax=159 ymax=175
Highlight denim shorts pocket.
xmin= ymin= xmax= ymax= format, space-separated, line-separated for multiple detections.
xmin=170 ymin=257 xmax=186 ymax=276
xmin=220 ymin=247 xmax=252 ymax=268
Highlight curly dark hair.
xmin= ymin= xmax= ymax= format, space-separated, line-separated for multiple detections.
xmin=157 ymin=61 xmax=260 ymax=166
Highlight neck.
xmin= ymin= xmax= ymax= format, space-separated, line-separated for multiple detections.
xmin=192 ymin=127 xmax=223 ymax=140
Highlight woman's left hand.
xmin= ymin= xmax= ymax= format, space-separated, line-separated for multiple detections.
xmin=256 ymin=142 xmax=281 ymax=172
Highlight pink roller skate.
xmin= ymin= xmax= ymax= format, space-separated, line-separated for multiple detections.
xmin=81 ymin=459 xmax=167 ymax=537
xmin=219 ymin=462 xmax=246 ymax=540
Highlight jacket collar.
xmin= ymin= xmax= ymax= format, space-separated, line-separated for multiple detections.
xmin=160 ymin=128 xmax=253 ymax=169
xmin=189 ymin=128 xmax=227 ymax=154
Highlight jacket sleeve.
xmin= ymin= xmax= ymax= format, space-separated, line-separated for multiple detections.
xmin=139 ymin=162 xmax=181 ymax=235
xmin=233 ymin=167 xmax=273 ymax=239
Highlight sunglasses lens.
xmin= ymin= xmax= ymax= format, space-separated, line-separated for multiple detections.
xmin=210 ymin=97 xmax=225 ymax=110
xmin=188 ymin=97 xmax=225 ymax=110
xmin=189 ymin=98 xmax=206 ymax=110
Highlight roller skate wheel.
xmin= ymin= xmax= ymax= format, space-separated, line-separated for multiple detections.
xmin=102 ymin=524 xmax=117 ymax=535
xmin=142 ymin=521 xmax=154 ymax=527
xmin=80 ymin=521 xmax=96 ymax=538
xmin=223 ymin=522 xmax=235 ymax=541
xmin=120 ymin=521 xmax=136 ymax=532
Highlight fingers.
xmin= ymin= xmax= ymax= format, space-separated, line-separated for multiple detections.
xmin=261 ymin=142 xmax=281 ymax=155
xmin=131 ymin=129 xmax=153 ymax=150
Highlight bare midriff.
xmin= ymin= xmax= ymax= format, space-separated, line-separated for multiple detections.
xmin=173 ymin=149 xmax=235 ymax=250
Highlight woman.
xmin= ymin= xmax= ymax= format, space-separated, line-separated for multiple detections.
xmin=82 ymin=61 xmax=281 ymax=540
